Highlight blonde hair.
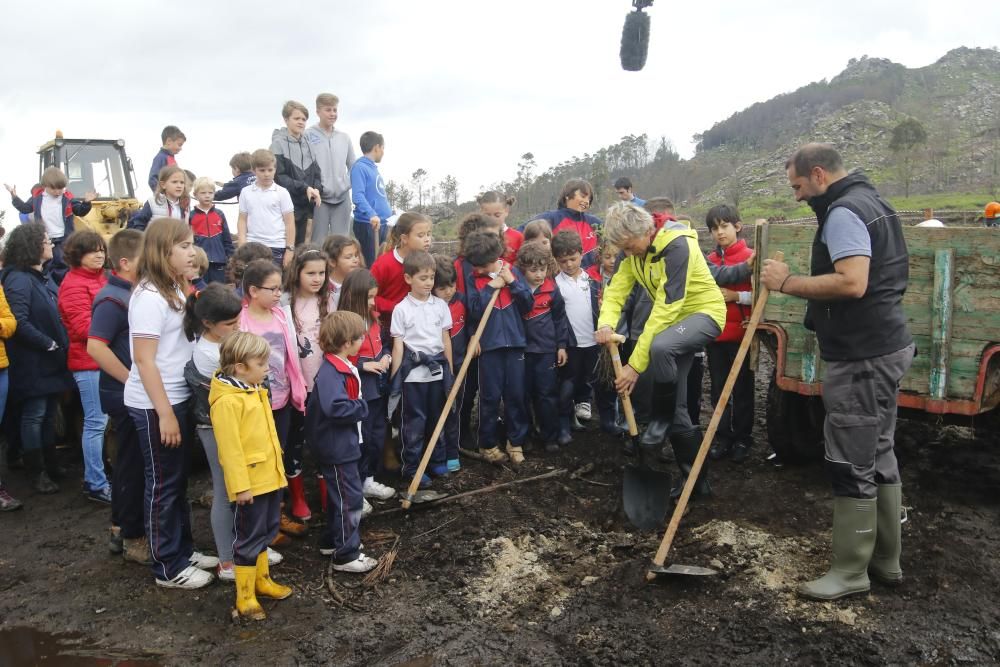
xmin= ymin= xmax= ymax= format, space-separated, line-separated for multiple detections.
xmin=603 ymin=202 xmax=654 ymax=247
xmin=190 ymin=176 xmax=215 ymax=195
xmin=137 ymin=217 xmax=192 ymax=311
xmin=218 ymin=331 xmax=271 ymax=377
xmin=251 ymin=149 xmax=276 ymax=169
xmin=281 ymin=100 xmax=309 ymax=120
xmin=191 ymin=246 xmax=209 ymax=274
xmin=316 ymin=93 xmax=340 ymax=108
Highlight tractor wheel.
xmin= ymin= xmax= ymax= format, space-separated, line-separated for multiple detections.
xmin=766 ymin=375 xmax=824 ymax=464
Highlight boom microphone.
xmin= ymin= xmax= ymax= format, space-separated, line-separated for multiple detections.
xmin=620 ymin=3 xmax=652 ymax=71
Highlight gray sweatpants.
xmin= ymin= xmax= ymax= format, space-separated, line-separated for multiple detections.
xmin=197 ymin=426 xmax=235 ymax=563
xmin=312 ymin=200 xmax=354 ymax=241
xmin=822 ymin=344 xmax=915 ymax=499
xmin=646 ymin=313 xmax=721 ymax=433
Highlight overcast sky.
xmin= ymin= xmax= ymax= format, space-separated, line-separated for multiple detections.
xmin=2 ymin=0 xmax=998 ymax=225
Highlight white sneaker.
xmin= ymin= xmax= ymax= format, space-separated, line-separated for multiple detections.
xmin=331 ymin=553 xmax=378 ymax=573
xmin=361 ymin=498 xmax=373 ymax=518
xmin=217 ymin=564 xmax=235 ymax=582
xmin=189 ymin=551 xmax=219 ymax=570
xmin=575 ymin=402 xmax=592 ymax=421
xmin=363 ymin=477 xmax=397 ymax=500
xmin=267 ymin=547 xmax=283 ymax=566
xmin=156 ymin=565 xmax=214 ymax=589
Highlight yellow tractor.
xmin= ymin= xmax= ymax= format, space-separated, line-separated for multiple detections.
xmin=38 ymin=131 xmax=141 ymax=239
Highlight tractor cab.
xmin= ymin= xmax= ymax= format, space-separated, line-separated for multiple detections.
xmin=37 ymin=132 xmax=141 ymax=239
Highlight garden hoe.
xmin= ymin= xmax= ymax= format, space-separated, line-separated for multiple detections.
xmin=400 ymin=286 xmax=502 ymax=508
xmin=646 ymin=251 xmax=782 ymax=579
xmin=607 ymin=334 xmax=671 ymax=531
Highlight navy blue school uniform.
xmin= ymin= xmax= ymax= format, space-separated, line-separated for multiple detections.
xmin=305 ymin=353 xmax=368 ymax=563
xmin=351 ymin=319 xmax=390 ymax=482
xmin=189 ymin=205 xmax=235 ymax=284
xmin=88 ymin=273 xmax=144 ymax=540
xmin=466 ymin=268 xmax=534 ymax=449
xmin=390 ymin=348 xmax=453 ymax=478
xmin=453 ymin=257 xmax=479 ymax=450
xmin=443 ymin=293 xmax=469 ymax=461
xmin=214 ymin=171 xmax=255 ymax=202
xmin=522 ymin=278 xmax=569 ymax=444
xmin=11 ymin=187 xmax=93 ymax=283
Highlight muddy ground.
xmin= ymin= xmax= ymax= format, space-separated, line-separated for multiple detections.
xmin=2 ymin=363 xmax=999 ymax=666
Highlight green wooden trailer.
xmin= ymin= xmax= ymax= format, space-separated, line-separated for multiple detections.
xmin=753 ymin=222 xmax=1000 ymax=462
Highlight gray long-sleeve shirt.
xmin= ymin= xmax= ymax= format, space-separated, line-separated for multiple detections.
xmin=305 ymin=125 xmax=356 ymax=204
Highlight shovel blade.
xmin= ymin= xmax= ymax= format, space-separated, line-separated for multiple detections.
xmin=648 ymin=563 xmax=719 ymax=577
xmin=623 ymin=463 xmax=671 ymax=531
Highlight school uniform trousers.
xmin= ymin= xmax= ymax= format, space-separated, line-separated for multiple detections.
xmin=525 ymin=351 xmax=559 ymax=443
xmin=232 ymin=489 xmax=282 ymax=565
xmin=477 ymin=347 xmax=530 ymax=448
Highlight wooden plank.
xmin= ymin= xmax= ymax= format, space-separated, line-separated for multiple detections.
xmin=929 ymin=249 xmax=955 ymax=400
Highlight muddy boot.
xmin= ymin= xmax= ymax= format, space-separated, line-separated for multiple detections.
xmin=254 ymin=551 xmax=292 ymax=600
xmin=641 ymin=383 xmax=676 ymax=449
xmin=43 ymin=441 xmax=67 ymax=482
xmin=505 ymin=441 xmax=525 ymax=467
xmin=235 ymin=565 xmax=266 ymax=621
xmin=799 ymin=497 xmax=877 ymax=601
xmin=279 ymin=509 xmax=308 ymax=537
xmin=25 ymin=450 xmax=59 ymax=495
xmin=286 ymin=474 xmax=312 ymax=521
xmin=667 ymin=429 xmax=711 ymax=499
xmin=481 ymin=446 xmax=509 ymax=465
xmin=123 ymin=536 xmax=154 ymax=565
xmin=869 ymin=484 xmax=903 ymax=585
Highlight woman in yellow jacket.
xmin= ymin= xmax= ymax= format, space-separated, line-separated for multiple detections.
xmin=209 ymin=331 xmax=292 ymax=620
xmin=595 ymin=202 xmax=726 ymax=499
xmin=0 ymin=285 xmax=20 ymax=511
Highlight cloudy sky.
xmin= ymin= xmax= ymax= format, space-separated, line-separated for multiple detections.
xmin=2 ymin=0 xmax=998 ymax=224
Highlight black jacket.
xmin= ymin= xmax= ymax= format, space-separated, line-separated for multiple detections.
xmin=806 ymin=172 xmax=912 ymax=361
xmin=1 ymin=266 xmax=72 ymax=397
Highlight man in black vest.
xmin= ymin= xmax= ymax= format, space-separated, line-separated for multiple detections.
xmin=761 ymin=143 xmax=915 ymax=600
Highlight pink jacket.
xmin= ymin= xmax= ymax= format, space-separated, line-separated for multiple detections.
xmin=239 ymin=303 xmax=307 ymax=412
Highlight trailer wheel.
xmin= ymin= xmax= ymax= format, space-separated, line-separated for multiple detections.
xmin=766 ymin=375 xmax=824 ymax=463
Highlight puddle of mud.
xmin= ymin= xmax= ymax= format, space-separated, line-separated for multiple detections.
xmin=0 ymin=627 xmax=161 ymax=666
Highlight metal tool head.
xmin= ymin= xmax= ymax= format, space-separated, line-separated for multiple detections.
xmin=647 ymin=563 xmax=719 ymax=577
xmin=623 ymin=462 xmax=671 ymax=531
xmin=406 ymin=489 xmax=448 ymax=504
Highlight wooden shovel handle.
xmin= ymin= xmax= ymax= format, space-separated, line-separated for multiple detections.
xmin=606 ymin=336 xmax=638 ymax=437
xmin=646 ymin=251 xmax=783 ymax=579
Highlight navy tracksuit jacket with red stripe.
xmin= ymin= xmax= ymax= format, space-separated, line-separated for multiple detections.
xmin=523 ymin=278 xmax=569 ymax=443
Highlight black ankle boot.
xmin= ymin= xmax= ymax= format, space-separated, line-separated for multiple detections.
xmin=25 ymin=450 xmax=59 ymax=495
xmin=640 ymin=382 xmax=676 ymax=447
xmin=668 ymin=429 xmax=711 ymax=499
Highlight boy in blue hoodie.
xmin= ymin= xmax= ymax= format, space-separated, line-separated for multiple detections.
xmin=214 ymin=152 xmax=255 ymax=202
xmin=148 ymin=126 xmax=185 ymax=192
xmin=350 ymin=131 xmax=392 ymax=267
xmin=305 ymin=311 xmax=377 ymax=574
xmin=465 ymin=231 xmax=534 ymax=466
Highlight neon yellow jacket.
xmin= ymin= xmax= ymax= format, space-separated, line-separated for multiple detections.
xmin=209 ymin=374 xmax=287 ymax=502
xmin=598 ymin=224 xmax=726 ymax=374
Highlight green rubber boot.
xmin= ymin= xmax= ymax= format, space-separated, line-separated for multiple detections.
xmin=869 ymin=484 xmax=903 ymax=585
xmin=798 ymin=497 xmax=876 ymax=601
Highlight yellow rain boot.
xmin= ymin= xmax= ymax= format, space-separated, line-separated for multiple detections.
xmin=235 ymin=566 xmax=266 ymax=621
xmin=255 ymin=551 xmax=292 ymax=600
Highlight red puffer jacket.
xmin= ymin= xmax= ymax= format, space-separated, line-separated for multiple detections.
xmin=58 ymin=266 xmax=107 ymax=371
xmin=706 ymin=239 xmax=753 ymax=343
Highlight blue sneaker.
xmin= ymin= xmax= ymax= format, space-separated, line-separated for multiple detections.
xmin=85 ymin=486 xmax=112 ymax=505
xmin=447 ymin=458 xmax=461 ymax=473
xmin=406 ymin=474 xmax=432 ymax=490
xmin=428 ymin=463 xmax=449 ymax=478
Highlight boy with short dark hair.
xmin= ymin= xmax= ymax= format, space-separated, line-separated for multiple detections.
xmin=550 ymin=230 xmax=603 ymax=443
xmin=6 ymin=167 xmax=96 ymax=283
xmin=704 ymin=205 xmax=755 ymax=463
xmin=237 ymin=149 xmax=295 ymax=268
xmin=433 ymin=255 xmax=468 ymax=472
xmin=306 ymin=311 xmax=378 ymax=574
xmin=149 ymin=126 xmax=185 ymax=192
xmin=214 ymin=152 xmax=255 ymax=202
xmin=614 ymin=176 xmax=645 ymax=206
xmin=465 ymin=231 xmax=534 ymax=465
xmin=389 ymin=250 xmax=453 ymax=487
xmin=351 ymin=131 xmax=392 ymax=267
xmin=516 ymin=242 xmax=569 ymax=452
xmin=87 ymin=228 xmax=148 ymax=564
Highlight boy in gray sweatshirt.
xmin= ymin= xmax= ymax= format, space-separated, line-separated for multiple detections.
xmin=306 ymin=93 xmax=356 ymax=242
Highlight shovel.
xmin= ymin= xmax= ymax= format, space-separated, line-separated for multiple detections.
xmin=607 ymin=335 xmax=672 ymax=531
xmin=646 ymin=251 xmax=782 ymax=579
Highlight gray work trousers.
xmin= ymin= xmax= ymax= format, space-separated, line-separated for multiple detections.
xmin=822 ymin=343 xmax=915 ymax=499
xmin=646 ymin=313 xmax=721 ymax=434
xmin=311 ymin=199 xmax=354 ymax=242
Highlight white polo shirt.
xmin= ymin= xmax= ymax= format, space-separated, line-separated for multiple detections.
xmin=123 ymin=282 xmax=194 ymax=409
xmin=239 ymin=182 xmax=294 ymax=248
xmin=556 ymin=270 xmax=597 ymax=348
xmin=40 ymin=193 xmax=65 ymax=240
xmin=390 ymin=293 xmax=452 ymax=382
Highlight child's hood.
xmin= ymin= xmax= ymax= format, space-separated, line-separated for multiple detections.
xmin=271 ymin=127 xmax=313 ymax=166
xmin=208 ymin=373 xmax=258 ymax=406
